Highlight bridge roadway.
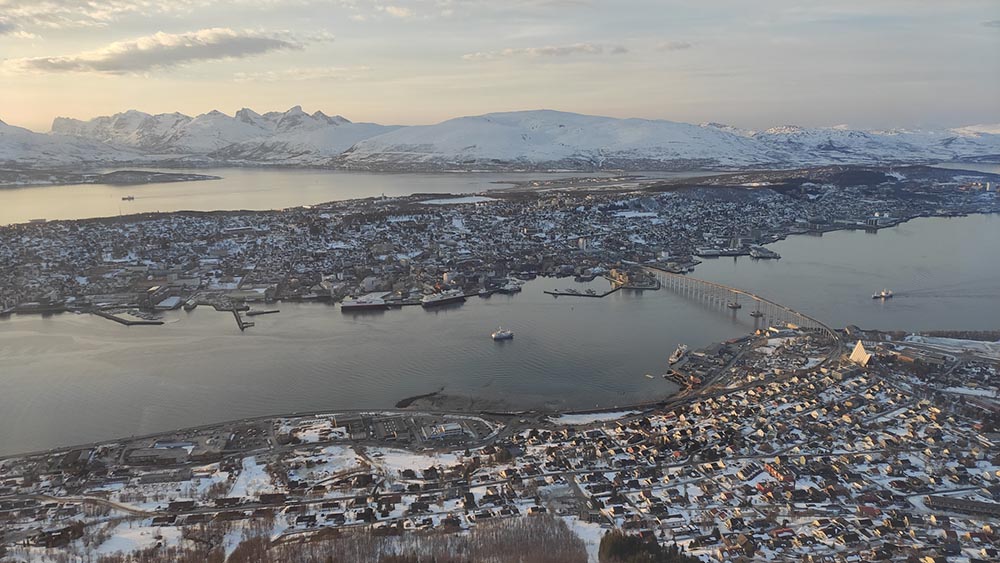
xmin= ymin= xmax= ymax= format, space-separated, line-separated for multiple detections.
xmin=645 ymin=266 xmax=837 ymax=340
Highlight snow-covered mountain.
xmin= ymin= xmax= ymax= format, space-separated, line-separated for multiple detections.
xmin=210 ymin=107 xmax=401 ymax=164
xmin=11 ymin=108 xmax=1000 ymax=170
xmin=52 ymin=108 xmax=273 ymax=154
xmin=51 ymin=106 xmax=399 ymax=163
xmin=336 ymin=110 xmax=780 ymax=170
xmin=0 ymin=119 xmax=138 ymax=166
xmin=747 ymin=125 xmax=1000 ymax=166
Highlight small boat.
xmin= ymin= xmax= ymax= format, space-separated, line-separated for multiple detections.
xmin=669 ymin=344 xmax=688 ymax=365
xmin=750 ymin=310 xmax=764 ymax=318
xmin=121 ymin=195 xmax=135 ymax=201
xmin=644 ymin=374 xmax=654 ymax=379
xmin=491 ymin=326 xmax=514 ymax=341
xmin=872 ymin=289 xmax=893 ymax=300
xmin=727 ymin=301 xmax=742 ymax=310
xmin=478 ymin=289 xmax=492 ymax=298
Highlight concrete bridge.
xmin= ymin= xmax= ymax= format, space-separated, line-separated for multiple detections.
xmin=645 ymin=267 xmax=837 ymax=340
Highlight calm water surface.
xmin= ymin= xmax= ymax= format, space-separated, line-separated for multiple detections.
xmin=694 ymin=214 xmax=1000 ymax=331
xmin=0 ymin=168 xmax=706 ymax=225
xmin=0 ymin=277 xmax=751 ymax=455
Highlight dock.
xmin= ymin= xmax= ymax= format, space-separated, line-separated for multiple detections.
xmin=544 ymin=286 xmax=621 ymax=298
xmin=232 ymin=309 xmax=254 ymax=331
xmin=92 ymin=309 xmax=164 ymax=326
xmin=246 ymin=309 xmax=280 ymax=317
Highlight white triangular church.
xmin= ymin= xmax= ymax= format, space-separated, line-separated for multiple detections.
xmin=849 ymin=340 xmax=872 ymax=366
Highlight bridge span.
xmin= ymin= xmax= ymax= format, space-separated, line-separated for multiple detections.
xmin=645 ymin=267 xmax=837 ymax=340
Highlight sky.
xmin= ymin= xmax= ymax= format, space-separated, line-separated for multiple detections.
xmin=0 ymin=0 xmax=998 ymax=132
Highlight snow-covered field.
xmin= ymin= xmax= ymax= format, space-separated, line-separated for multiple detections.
xmin=366 ymin=447 xmax=463 ymax=477
xmin=229 ymin=456 xmax=274 ymax=498
xmin=550 ymin=411 xmax=639 ymax=425
xmin=420 ymin=196 xmax=497 ymax=205
xmin=95 ymin=523 xmax=184 ymax=557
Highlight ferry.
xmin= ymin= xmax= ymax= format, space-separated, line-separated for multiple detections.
xmin=669 ymin=344 xmax=688 ymax=365
xmin=497 ymin=281 xmax=523 ymax=294
xmin=421 ymin=289 xmax=466 ymax=308
xmin=341 ymin=294 xmax=389 ymax=311
xmin=872 ymin=289 xmax=894 ymax=300
xmin=491 ymin=326 xmax=514 ymax=340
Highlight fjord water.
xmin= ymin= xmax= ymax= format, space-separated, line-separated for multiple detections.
xmin=0 ymin=168 xmax=705 ymax=225
xmin=0 ymin=279 xmax=740 ymax=456
xmin=2 ymin=213 xmax=999 ymax=455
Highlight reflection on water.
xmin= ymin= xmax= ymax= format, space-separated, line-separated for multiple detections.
xmin=0 ymin=276 xmax=752 ymax=455
xmin=0 ymin=168 xmax=707 ymax=225
xmin=694 ymin=214 xmax=1000 ymax=330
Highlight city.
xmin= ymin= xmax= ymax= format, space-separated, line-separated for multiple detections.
xmin=1 ymin=166 xmax=997 ymax=318
xmin=3 ymin=1 xmax=999 ymax=561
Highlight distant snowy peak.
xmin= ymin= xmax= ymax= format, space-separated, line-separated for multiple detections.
xmin=21 ymin=108 xmax=1000 ymax=169
xmin=338 ymin=110 xmax=778 ymax=170
xmin=51 ymin=106 xmax=359 ymax=154
xmin=953 ymin=123 xmax=1000 ymax=136
xmin=1 ymin=119 xmax=137 ymax=165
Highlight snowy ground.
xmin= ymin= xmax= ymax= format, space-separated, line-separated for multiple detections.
xmin=550 ymin=411 xmax=639 ymax=425
xmin=905 ymin=335 xmax=1000 ymax=360
xmin=287 ymin=445 xmax=364 ymax=484
xmin=95 ymin=522 xmax=184 ymax=557
xmin=562 ymin=516 xmax=607 ymax=562
xmin=366 ymin=447 xmax=463 ymax=478
xmin=229 ymin=456 xmax=274 ymax=498
xmin=420 ymin=196 xmax=497 ymax=205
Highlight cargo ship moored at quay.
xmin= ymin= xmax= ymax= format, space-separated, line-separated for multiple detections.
xmin=421 ymin=289 xmax=467 ymax=308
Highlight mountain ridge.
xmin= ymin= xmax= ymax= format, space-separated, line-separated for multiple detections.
xmin=1 ymin=108 xmax=996 ymax=170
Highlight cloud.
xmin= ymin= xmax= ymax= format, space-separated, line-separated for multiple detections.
xmin=0 ymin=0 xmax=200 ymax=30
xmin=983 ymin=20 xmax=1000 ymax=28
xmin=234 ymin=66 xmax=371 ymax=82
xmin=378 ymin=5 xmax=415 ymax=18
xmin=7 ymin=28 xmax=313 ymax=74
xmin=0 ymin=16 xmax=38 ymax=38
xmin=656 ymin=40 xmax=692 ymax=51
xmin=463 ymin=42 xmax=628 ymax=61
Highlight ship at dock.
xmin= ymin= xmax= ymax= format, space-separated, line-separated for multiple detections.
xmin=341 ymin=293 xmax=390 ymax=311
xmin=749 ymin=245 xmax=781 ymax=259
xmin=421 ymin=289 xmax=466 ymax=308
xmin=668 ymin=344 xmax=688 ymax=365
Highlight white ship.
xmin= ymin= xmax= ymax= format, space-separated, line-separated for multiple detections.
xmin=872 ymin=289 xmax=894 ymax=300
xmin=669 ymin=344 xmax=688 ymax=365
xmin=421 ymin=289 xmax=466 ymax=308
xmin=491 ymin=326 xmax=514 ymax=340
xmin=341 ymin=294 xmax=389 ymax=311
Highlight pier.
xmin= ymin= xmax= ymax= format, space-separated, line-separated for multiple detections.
xmin=232 ymin=309 xmax=255 ymax=331
xmin=92 ymin=310 xmax=164 ymax=326
xmin=544 ymin=286 xmax=621 ymax=298
xmin=246 ymin=309 xmax=280 ymax=317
